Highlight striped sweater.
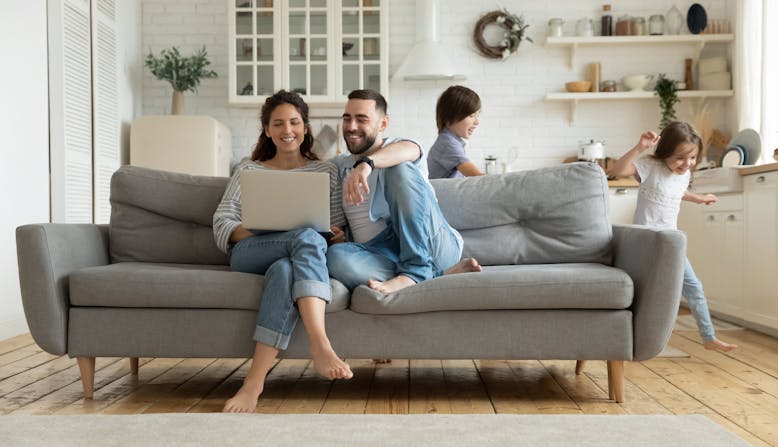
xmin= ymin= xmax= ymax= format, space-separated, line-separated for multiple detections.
xmin=213 ymin=159 xmax=346 ymax=253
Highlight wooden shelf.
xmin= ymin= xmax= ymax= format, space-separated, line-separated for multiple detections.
xmin=546 ymin=34 xmax=734 ymax=67
xmin=546 ymin=90 xmax=734 ymax=124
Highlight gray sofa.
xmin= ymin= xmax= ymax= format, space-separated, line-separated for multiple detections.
xmin=16 ymin=163 xmax=686 ymax=403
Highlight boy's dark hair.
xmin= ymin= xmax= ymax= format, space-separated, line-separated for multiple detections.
xmin=251 ymin=90 xmax=317 ymax=162
xmin=347 ymin=89 xmax=387 ymax=115
xmin=653 ymin=121 xmax=702 ymax=161
xmin=435 ymin=85 xmax=481 ymax=133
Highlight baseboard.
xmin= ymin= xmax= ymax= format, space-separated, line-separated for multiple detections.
xmin=0 ymin=317 xmax=29 ymax=341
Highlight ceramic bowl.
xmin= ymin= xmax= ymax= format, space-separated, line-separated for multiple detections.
xmin=622 ymin=74 xmax=654 ymax=91
xmin=565 ymin=81 xmax=592 ymax=93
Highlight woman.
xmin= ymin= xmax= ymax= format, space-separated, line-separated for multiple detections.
xmin=213 ymin=90 xmax=353 ymax=413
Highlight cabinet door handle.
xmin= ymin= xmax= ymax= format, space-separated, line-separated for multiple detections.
xmin=615 ymin=188 xmax=627 ymax=195
xmin=707 ymin=215 xmax=715 ymax=221
xmin=757 ymin=176 xmax=766 ymax=183
xmin=727 ymin=214 xmax=736 ymax=221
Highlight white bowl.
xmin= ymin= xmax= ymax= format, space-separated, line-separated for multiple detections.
xmin=622 ymin=74 xmax=653 ymax=91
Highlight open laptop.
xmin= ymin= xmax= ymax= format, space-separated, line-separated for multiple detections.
xmin=239 ymin=169 xmax=331 ymax=234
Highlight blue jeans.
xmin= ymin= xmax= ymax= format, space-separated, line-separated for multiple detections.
xmin=327 ymin=162 xmax=463 ymax=290
xmin=682 ymin=258 xmax=716 ymax=342
xmin=229 ymin=228 xmax=330 ymax=350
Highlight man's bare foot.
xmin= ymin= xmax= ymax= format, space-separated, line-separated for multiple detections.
xmin=703 ymin=338 xmax=737 ymax=352
xmin=310 ymin=343 xmax=353 ymax=380
xmin=223 ymin=381 xmax=263 ymax=413
xmin=444 ymin=257 xmax=483 ymax=275
xmin=367 ymin=275 xmax=416 ymax=293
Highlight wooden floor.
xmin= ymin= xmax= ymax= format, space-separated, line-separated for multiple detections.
xmin=1 ymin=310 xmax=776 ymax=446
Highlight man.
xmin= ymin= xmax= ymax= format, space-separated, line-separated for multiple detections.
xmin=327 ymin=89 xmax=481 ymax=294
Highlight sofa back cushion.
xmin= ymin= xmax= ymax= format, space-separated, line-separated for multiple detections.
xmin=110 ymin=165 xmax=229 ymax=264
xmin=431 ymin=163 xmax=612 ymax=265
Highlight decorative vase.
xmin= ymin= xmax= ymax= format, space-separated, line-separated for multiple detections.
xmin=171 ymin=90 xmax=184 ymax=115
xmin=665 ymin=5 xmax=684 ymax=35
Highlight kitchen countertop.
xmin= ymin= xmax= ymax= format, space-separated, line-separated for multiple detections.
xmin=608 ymin=178 xmax=639 ymax=188
xmin=739 ymin=162 xmax=778 ymax=175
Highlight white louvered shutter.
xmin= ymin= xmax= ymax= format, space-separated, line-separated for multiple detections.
xmin=91 ymin=0 xmax=120 ymax=224
xmin=49 ymin=0 xmax=93 ymax=223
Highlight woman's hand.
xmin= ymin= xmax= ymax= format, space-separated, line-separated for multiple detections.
xmin=328 ymin=226 xmax=346 ymax=245
xmin=637 ymin=131 xmax=660 ymax=152
xmin=229 ymin=225 xmax=254 ymax=244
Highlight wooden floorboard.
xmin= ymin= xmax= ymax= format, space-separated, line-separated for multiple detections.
xmin=1 ymin=321 xmax=777 ymax=446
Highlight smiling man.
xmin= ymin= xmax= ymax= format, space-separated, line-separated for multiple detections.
xmin=326 ymin=89 xmax=481 ymax=294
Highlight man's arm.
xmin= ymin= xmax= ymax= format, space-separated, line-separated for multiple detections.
xmin=346 ymin=139 xmax=422 ymax=205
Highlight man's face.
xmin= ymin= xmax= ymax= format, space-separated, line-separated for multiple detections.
xmin=341 ymin=98 xmax=387 ymax=155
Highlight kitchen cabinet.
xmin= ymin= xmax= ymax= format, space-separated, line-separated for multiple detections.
xmin=742 ymin=171 xmax=778 ymax=331
xmin=609 ymin=187 xmax=637 ymax=225
xmin=679 ymin=170 xmax=778 ymax=336
xmin=228 ymin=0 xmax=388 ymax=107
xmin=544 ymin=34 xmax=735 ymax=124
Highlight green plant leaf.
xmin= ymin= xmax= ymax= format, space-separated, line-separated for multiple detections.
xmin=144 ymin=46 xmax=218 ymax=94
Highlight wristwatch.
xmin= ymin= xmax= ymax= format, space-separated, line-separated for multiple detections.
xmin=353 ymin=156 xmax=375 ymax=170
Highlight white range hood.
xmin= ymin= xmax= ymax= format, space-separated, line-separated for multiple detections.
xmin=392 ymin=0 xmax=465 ymax=81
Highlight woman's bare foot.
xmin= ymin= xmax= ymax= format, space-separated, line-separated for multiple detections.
xmin=223 ymin=381 xmax=263 ymax=413
xmin=444 ymin=257 xmax=483 ymax=275
xmin=703 ymin=338 xmax=737 ymax=352
xmin=367 ymin=275 xmax=416 ymax=293
xmin=310 ymin=342 xmax=353 ymax=380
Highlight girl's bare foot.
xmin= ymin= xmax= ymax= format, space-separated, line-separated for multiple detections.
xmin=223 ymin=381 xmax=263 ymax=413
xmin=703 ymin=338 xmax=737 ymax=352
xmin=367 ymin=275 xmax=415 ymax=293
xmin=310 ymin=342 xmax=353 ymax=380
xmin=444 ymin=257 xmax=483 ymax=275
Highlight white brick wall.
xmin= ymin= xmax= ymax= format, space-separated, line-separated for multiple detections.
xmin=142 ymin=0 xmax=735 ymax=171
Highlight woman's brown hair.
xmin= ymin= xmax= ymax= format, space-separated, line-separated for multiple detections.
xmin=251 ymin=90 xmax=317 ymax=161
xmin=435 ymin=85 xmax=481 ymax=133
xmin=653 ymin=121 xmax=702 ymax=161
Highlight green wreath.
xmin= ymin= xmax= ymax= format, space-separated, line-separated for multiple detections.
xmin=473 ymin=9 xmax=532 ymax=60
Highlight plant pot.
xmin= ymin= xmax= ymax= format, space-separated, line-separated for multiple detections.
xmin=171 ymin=91 xmax=184 ymax=115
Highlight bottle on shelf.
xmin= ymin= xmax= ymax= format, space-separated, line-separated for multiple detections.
xmin=601 ymin=4 xmax=613 ymax=36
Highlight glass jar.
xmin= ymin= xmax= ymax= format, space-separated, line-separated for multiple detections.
xmin=615 ymin=15 xmax=633 ymax=36
xmin=548 ymin=18 xmax=564 ymax=37
xmin=601 ymin=80 xmax=617 ymax=92
xmin=633 ymin=17 xmax=646 ymax=35
xmin=649 ymin=14 xmax=665 ymax=35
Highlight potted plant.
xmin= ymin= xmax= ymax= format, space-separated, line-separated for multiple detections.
xmin=145 ymin=46 xmax=217 ymax=115
xmin=654 ymin=73 xmax=679 ymax=130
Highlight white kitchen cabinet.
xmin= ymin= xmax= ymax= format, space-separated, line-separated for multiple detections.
xmin=609 ymin=187 xmax=637 ymax=225
xmin=228 ymin=0 xmax=388 ymax=106
xmin=742 ymin=171 xmax=778 ymax=331
xmin=679 ymin=194 xmax=744 ymax=318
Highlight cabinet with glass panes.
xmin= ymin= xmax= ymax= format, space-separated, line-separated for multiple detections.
xmin=228 ymin=0 xmax=388 ymax=106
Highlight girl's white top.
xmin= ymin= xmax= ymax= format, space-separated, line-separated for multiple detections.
xmin=632 ymin=157 xmax=690 ymax=230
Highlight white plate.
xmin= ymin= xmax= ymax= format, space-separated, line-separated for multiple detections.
xmin=729 ymin=128 xmax=761 ymax=165
xmin=720 ymin=146 xmax=744 ymax=167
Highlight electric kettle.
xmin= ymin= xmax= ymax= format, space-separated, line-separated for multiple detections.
xmin=578 ymin=140 xmax=605 ymax=162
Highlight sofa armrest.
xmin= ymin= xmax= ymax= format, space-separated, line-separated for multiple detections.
xmin=15 ymin=224 xmax=109 ymax=355
xmin=611 ymin=224 xmax=686 ymax=361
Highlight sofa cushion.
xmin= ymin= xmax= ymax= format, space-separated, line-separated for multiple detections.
xmin=69 ymin=262 xmax=350 ymax=313
xmin=349 ymin=263 xmax=633 ymax=315
xmin=431 ymin=163 xmax=612 ymax=265
xmin=109 ymin=165 xmax=229 ymax=264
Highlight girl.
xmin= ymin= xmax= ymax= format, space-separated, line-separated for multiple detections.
xmin=214 ymin=90 xmax=353 ymax=413
xmin=608 ymin=121 xmax=736 ymax=352
xmin=427 ymin=85 xmax=485 ymax=179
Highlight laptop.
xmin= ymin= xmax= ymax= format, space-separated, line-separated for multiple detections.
xmin=239 ymin=169 xmax=331 ymax=233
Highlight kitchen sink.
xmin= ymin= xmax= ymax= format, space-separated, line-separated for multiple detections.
xmin=691 ymin=167 xmax=745 ymax=193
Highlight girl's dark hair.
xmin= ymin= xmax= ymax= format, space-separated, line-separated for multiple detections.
xmin=251 ymin=90 xmax=317 ymax=162
xmin=653 ymin=121 xmax=702 ymax=161
xmin=435 ymin=85 xmax=481 ymax=133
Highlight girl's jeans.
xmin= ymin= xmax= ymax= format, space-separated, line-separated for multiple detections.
xmin=682 ymin=258 xmax=716 ymax=342
xmin=327 ymin=162 xmax=463 ymax=290
xmin=230 ymin=228 xmax=330 ymax=350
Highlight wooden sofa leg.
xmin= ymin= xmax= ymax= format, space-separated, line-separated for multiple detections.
xmin=606 ymin=360 xmax=625 ymax=403
xmin=575 ymin=360 xmax=586 ymax=375
xmin=129 ymin=357 xmax=139 ymax=375
xmin=77 ymin=357 xmax=96 ymax=399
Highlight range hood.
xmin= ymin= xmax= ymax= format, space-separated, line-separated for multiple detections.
xmin=392 ymin=0 xmax=465 ymax=81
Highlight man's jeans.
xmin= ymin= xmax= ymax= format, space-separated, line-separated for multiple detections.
xmin=682 ymin=258 xmax=716 ymax=342
xmin=230 ymin=228 xmax=330 ymax=350
xmin=327 ymin=162 xmax=463 ymax=290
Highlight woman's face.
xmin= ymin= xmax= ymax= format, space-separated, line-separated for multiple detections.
xmin=265 ymin=103 xmax=306 ymax=155
xmin=664 ymin=142 xmax=699 ymax=175
xmin=448 ymin=110 xmax=480 ymax=140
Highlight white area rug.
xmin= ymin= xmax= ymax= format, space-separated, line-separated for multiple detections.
xmin=0 ymin=414 xmax=751 ymax=447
